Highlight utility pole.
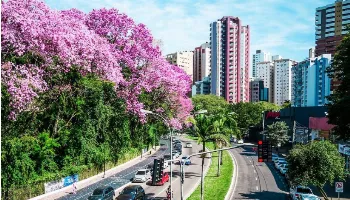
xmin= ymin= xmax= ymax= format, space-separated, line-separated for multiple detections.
xmin=180 ymin=163 xmax=184 ymax=200
xmin=292 ymin=120 xmax=296 ymax=147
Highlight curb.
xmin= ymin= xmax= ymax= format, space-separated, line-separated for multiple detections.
xmin=30 ymin=147 xmax=160 ymax=200
xmin=184 ymin=147 xmax=212 ymax=199
xmin=224 ymin=148 xmax=238 ymax=200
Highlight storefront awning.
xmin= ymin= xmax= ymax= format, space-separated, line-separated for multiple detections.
xmin=309 ymin=117 xmax=335 ymax=131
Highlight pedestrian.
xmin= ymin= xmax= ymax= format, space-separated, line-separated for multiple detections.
xmin=72 ymin=181 xmax=77 ymax=194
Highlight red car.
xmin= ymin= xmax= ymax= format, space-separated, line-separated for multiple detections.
xmin=153 ymin=172 xmax=169 ymax=186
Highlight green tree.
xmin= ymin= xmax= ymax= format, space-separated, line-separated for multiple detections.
xmin=282 ymin=100 xmax=291 ymax=109
xmin=287 ymin=141 xmax=345 ymax=200
xmin=266 ymin=121 xmax=289 ymax=148
xmin=326 ymin=27 xmax=350 ymax=140
xmin=229 ymin=102 xmax=280 ymax=135
xmin=191 ymin=95 xmax=229 ymax=115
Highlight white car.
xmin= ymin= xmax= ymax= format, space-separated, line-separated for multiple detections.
xmin=185 ymin=142 xmax=192 ymax=148
xmin=237 ymin=139 xmax=244 ymax=144
xmin=298 ymin=194 xmax=320 ymax=200
xmin=276 ymin=160 xmax=287 ymax=171
xmin=274 ymin=158 xmax=286 ymax=168
xmin=133 ymin=169 xmax=151 ymax=183
xmin=280 ymin=167 xmax=288 ymax=175
xmin=290 ymin=186 xmax=313 ymax=200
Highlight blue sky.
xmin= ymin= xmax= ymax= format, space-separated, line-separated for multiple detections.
xmin=44 ymin=0 xmax=332 ymax=75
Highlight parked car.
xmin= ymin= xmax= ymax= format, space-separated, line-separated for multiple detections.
xmin=274 ymin=158 xmax=286 ymax=168
xmin=237 ymin=139 xmax=244 ymax=144
xmin=181 ymin=156 xmax=191 ymax=165
xmin=132 ymin=169 xmax=151 ymax=183
xmin=185 ymin=142 xmax=192 ymax=148
xmin=276 ymin=160 xmax=288 ymax=170
xmin=290 ymin=186 xmax=313 ymax=200
xmin=147 ymin=164 xmax=154 ymax=173
xmin=117 ymin=185 xmax=145 ymax=200
xmin=280 ymin=167 xmax=288 ymax=175
xmin=174 ymin=147 xmax=182 ymax=154
xmin=172 ymin=151 xmax=180 ymax=158
xmin=88 ymin=186 xmax=115 ymax=200
xmin=272 ymin=154 xmax=279 ymax=162
xmin=297 ymin=194 xmax=320 ymax=200
xmin=152 ymin=172 xmax=169 ymax=186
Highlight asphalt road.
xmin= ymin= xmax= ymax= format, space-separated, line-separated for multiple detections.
xmin=57 ymin=140 xmax=170 ymax=200
xmin=230 ymin=145 xmax=289 ymax=200
xmin=127 ymin=136 xmax=210 ymax=200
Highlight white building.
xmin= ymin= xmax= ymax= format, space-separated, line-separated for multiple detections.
xmin=256 ymin=61 xmax=274 ymax=102
xmin=272 ymin=55 xmax=283 ymax=61
xmin=193 ymin=42 xmax=210 ymax=83
xmin=274 ymin=59 xmax=296 ymax=105
xmin=166 ymin=51 xmax=194 ymax=81
xmin=252 ymin=50 xmax=271 ymax=78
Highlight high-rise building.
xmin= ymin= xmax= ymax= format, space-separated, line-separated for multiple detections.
xmin=309 ymin=47 xmax=315 ymax=59
xmin=292 ymin=54 xmax=332 ymax=107
xmin=210 ymin=16 xmax=250 ymax=103
xmin=274 ymin=59 xmax=296 ymax=106
xmin=166 ymin=51 xmax=194 ymax=81
xmin=256 ymin=61 xmax=274 ymax=102
xmin=271 ymin=55 xmax=283 ymax=61
xmin=249 ymin=78 xmax=269 ymax=102
xmin=252 ymin=50 xmax=271 ymax=78
xmin=192 ymin=76 xmax=211 ymax=96
xmin=315 ymin=0 xmax=350 ymax=56
xmin=193 ymin=42 xmax=211 ymax=82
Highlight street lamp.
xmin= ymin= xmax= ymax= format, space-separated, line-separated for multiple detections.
xmin=141 ymin=109 xmax=174 ymax=199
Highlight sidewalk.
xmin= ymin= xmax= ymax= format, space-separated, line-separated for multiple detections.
xmin=30 ymin=147 xmax=160 ymax=200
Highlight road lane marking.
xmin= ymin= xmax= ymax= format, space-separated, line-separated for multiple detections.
xmin=252 ymin=165 xmax=254 ymax=167
xmin=254 ymin=170 xmax=256 ymax=173
xmin=256 ymin=186 xmax=259 ymax=190
xmin=256 ymin=177 xmax=258 ymax=181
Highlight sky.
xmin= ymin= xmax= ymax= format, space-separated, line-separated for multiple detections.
xmin=44 ymin=0 xmax=332 ymax=75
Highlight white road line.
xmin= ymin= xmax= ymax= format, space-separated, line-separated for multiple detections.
xmin=256 ymin=177 xmax=258 ymax=181
xmin=256 ymin=186 xmax=259 ymax=191
xmin=254 ymin=170 xmax=256 ymax=173
xmin=249 ymin=160 xmax=251 ymax=162
xmin=251 ymin=165 xmax=254 ymax=167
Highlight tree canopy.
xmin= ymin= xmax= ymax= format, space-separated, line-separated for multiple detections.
xmin=266 ymin=121 xmax=289 ymax=147
xmin=287 ymin=141 xmax=345 ymax=198
xmin=326 ymin=27 xmax=350 ymax=140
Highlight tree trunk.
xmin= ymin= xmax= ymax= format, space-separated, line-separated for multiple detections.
xmin=317 ymin=185 xmax=329 ymax=200
xmin=220 ymin=151 xmax=223 ymax=165
xmin=201 ymin=141 xmax=205 ymax=200
xmin=217 ymin=150 xmax=221 ymax=177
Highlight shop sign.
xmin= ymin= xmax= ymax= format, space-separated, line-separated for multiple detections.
xmin=265 ymin=111 xmax=280 ymax=119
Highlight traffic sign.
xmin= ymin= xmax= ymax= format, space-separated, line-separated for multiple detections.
xmin=335 ymin=182 xmax=343 ymax=193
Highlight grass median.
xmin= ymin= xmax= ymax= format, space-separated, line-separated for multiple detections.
xmin=187 ymin=136 xmax=234 ymax=200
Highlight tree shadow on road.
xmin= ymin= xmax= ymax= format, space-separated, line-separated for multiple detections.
xmin=265 ymin=162 xmax=289 ymax=192
xmin=238 ymin=190 xmax=288 ymax=200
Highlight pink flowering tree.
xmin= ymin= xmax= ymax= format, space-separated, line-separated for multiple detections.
xmin=1 ymin=0 xmax=192 ymax=127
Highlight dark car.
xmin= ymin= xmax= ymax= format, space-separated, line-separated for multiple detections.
xmin=147 ymin=164 xmax=154 ymax=173
xmin=88 ymin=186 xmax=115 ymax=200
xmin=116 ymin=185 xmax=145 ymax=200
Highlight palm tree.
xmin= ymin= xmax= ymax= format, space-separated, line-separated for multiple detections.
xmin=190 ymin=113 xmax=215 ymax=200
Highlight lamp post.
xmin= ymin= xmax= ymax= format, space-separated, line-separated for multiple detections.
xmin=141 ymin=109 xmax=174 ymax=199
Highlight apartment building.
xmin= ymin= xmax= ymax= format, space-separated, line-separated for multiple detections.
xmin=166 ymin=51 xmax=194 ymax=81
xmin=274 ymin=59 xmax=296 ymax=106
xmin=192 ymin=76 xmax=211 ymax=96
xmin=315 ymin=0 xmax=350 ymax=56
xmin=210 ymin=16 xmax=250 ymax=103
xmin=256 ymin=61 xmax=274 ymax=102
xmin=249 ymin=78 xmax=269 ymax=102
xmin=292 ymin=54 xmax=332 ymax=107
xmin=193 ymin=42 xmax=210 ymax=82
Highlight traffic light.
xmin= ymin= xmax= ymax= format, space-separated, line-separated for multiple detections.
xmin=152 ymin=159 xmax=161 ymax=185
xmin=258 ymin=140 xmax=272 ymax=162
xmin=159 ymin=158 xmax=164 ymax=180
